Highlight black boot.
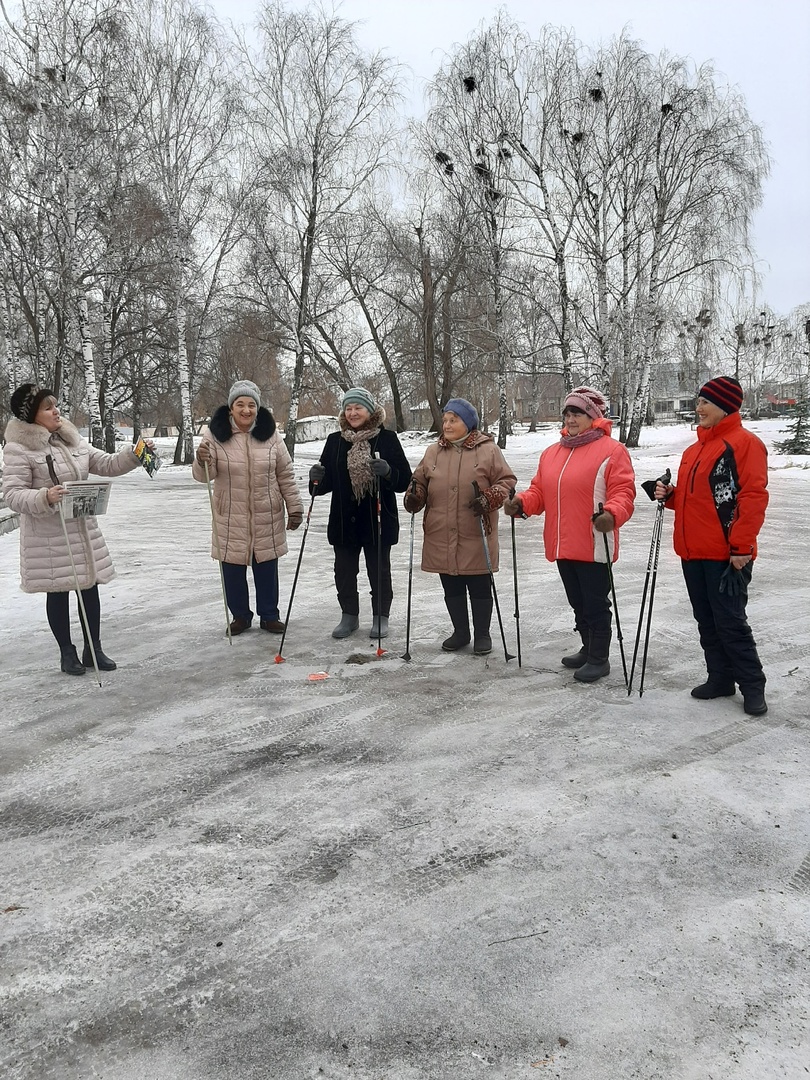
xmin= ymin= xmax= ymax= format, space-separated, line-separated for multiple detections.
xmin=441 ymin=594 xmax=470 ymax=651
xmin=574 ymin=631 xmax=610 ymax=683
xmin=60 ymin=645 xmax=86 ymax=676
xmin=562 ymin=629 xmax=589 ymax=669
xmin=471 ymin=597 xmax=493 ymax=656
xmin=82 ymin=642 xmax=117 ymax=671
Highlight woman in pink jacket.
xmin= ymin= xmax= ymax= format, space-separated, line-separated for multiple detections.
xmin=504 ymin=387 xmax=636 ymax=682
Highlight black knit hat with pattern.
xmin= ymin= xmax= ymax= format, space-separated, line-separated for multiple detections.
xmin=698 ymin=376 xmax=744 ymax=414
xmin=10 ymin=383 xmax=55 ymax=424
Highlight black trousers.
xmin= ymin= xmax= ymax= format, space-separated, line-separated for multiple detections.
xmin=439 ymin=573 xmax=492 ymax=602
xmin=681 ymin=559 xmax=766 ymax=693
xmin=556 ymin=560 xmax=611 ymax=651
xmin=46 ymin=586 xmax=101 ymax=648
xmin=221 ymin=557 xmax=279 ymax=622
xmin=334 ymin=543 xmax=392 ymax=616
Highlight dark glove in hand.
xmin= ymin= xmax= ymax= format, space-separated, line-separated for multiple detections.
xmin=719 ymin=564 xmax=743 ymax=596
xmin=309 ymin=463 xmax=326 ymax=483
xmin=592 ymin=510 xmax=615 ymax=533
xmin=403 ymin=491 xmax=422 ymax=513
xmin=370 ymin=458 xmax=391 ymax=479
xmin=288 ymin=513 xmax=303 ymax=531
xmin=469 ymin=493 xmax=490 ymax=517
xmin=503 ymin=495 xmax=523 ymax=518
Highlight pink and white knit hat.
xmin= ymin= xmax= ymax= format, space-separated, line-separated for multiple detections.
xmin=563 ymin=386 xmax=607 ymax=420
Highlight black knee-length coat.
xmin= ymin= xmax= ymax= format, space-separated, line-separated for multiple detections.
xmin=312 ymin=421 xmax=412 ymax=548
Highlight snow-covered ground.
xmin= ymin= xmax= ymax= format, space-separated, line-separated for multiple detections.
xmin=1 ymin=420 xmax=808 ymax=1079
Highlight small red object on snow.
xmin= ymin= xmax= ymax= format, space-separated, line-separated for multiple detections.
xmin=307 ymin=671 xmax=329 ymax=681
xmin=274 ymin=654 xmax=285 ymax=664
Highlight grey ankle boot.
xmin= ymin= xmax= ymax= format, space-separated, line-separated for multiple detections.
xmin=332 ymin=613 xmax=360 ymax=639
xmin=369 ymin=616 xmax=389 ymax=639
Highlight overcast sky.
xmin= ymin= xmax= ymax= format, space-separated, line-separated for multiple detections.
xmin=213 ymin=0 xmax=810 ymax=315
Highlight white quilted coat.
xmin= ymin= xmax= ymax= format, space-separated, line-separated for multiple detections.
xmin=2 ymin=417 xmax=140 ymax=593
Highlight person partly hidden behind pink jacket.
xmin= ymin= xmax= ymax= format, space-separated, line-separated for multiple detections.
xmin=504 ymin=387 xmax=636 ymax=682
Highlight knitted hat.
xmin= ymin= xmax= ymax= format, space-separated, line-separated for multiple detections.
xmin=228 ymin=380 xmax=261 ymax=408
xmin=443 ymin=398 xmax=479 ymax=432
xmin=563 ymin=386 xmax=607 ymax=420
xmin=341 ymin=387 xmax=376 ymax=413
xmin=10 ymin=383 xmax=55 ymax=424
xmin=698 ymin=376 xmax=743 ymax=414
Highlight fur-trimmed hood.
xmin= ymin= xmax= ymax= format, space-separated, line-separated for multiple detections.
xmin=4 ymin=415 xmax=82 ymax=451
xmin=208 ymin=404 xmax=276 ymax=444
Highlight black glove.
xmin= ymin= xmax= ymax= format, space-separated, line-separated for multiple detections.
xmin=370 ymin=458 xmax=391 ymax=479
xmin=641 ymin=468 xmax=672 ymax=501
xmin=309 ymin=463 xmax=326 ymax=484
xmin=719 ymin=564 xmax=744 ymax=597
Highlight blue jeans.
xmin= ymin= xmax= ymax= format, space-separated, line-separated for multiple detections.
xmin=222 ymin=557 xmax=279 ymax=622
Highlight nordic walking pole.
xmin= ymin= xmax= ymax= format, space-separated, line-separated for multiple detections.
xmin=373 ymin=454 xmax=385 ymax=657
xmin=46 ymin=455 xmax=101 ymax=686
xmin=638 ymin=509 xmax=665 ymax=698
xmin=472 ymin=481 xmax=515 ymax=662
xmin=274 ymin=482 xmax=318 ymax=664
xmin=204 ymin=460 xmax=232 ymax=644
xmin=596 ymin=501 xmax=627 ymax=688
xmin=402 ymin=479 xmax=417 ymax=662
xmin=627 ymin=469 xmax=670 ymax=695
xmin=509 ymin=486 xmax=522 ymax=668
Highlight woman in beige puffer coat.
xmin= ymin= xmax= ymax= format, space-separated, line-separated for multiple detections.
xmin=2 ymin=383 xmax=147 ymax=675
xmin=192 ymin=380 xmax=304 ymax=636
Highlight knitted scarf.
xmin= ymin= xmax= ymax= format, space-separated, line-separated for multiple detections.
xmin=341 ymin=407 xmax=383 ymax=500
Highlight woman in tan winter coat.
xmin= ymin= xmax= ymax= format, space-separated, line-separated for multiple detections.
xmin=404 ymin=398 xmax=517 ymax=655
xmin=2 ymin=383 xmax=150 ymax=675
xmin=192 ymin=380 xmax=304 ymax=636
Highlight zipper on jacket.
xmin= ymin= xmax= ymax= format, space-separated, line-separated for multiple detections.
xmin=554 ymin=450 xmax=574 ymax=560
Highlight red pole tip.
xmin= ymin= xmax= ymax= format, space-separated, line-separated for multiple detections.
xmin=274 ymin=654 xmax=285 ymax=664
xmin=376 ymin=647 xmax=386 ymax=657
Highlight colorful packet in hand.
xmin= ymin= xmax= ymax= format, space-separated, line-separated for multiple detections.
xmin=133 ymin=436 xmax=161 ymax=478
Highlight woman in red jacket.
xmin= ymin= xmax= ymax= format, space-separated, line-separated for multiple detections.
xmin=504 ymin=387 xmax=636 ymax=682
xmin=655 ymin=376 xmax=768 ymax=716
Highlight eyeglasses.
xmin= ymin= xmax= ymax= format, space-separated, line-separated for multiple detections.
xmin=562 ymin=407 xmax=586 ymax=418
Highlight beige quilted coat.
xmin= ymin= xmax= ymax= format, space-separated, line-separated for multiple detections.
xmin=191 ymin=407 xmax=303 ymax=565
xmin=2 ymin=417 xmax=141 ymax=593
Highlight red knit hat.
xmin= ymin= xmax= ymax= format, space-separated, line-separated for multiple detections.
xmin=563 ymin=386 xmax=607 ymax=420
xmin=698 ymin=376 xmax=743 ymax=414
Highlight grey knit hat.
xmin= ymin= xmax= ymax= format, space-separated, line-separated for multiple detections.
xmin=341 ymin=387 xmax=376 ymax=413
xmin=228 ymin=380 xmax=262 ymax=408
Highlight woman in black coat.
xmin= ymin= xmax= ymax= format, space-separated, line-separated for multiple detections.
xmin=309 ymin=388 xmax=412 ymax=639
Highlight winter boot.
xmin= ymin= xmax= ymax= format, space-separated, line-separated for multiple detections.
xmin=743 ymin=690 xmax=768 ymax=716
xmin=561 ymin=630 xmax=589 ymax=669
xmin=691 ymin=680 xmax=736 ymax=699
xmin=60 ymin=645 xmax=86 ymax=676
xmin=82 ymin=642 xmax=117 ymax=671
xmin=369 ymin=616 xmax=389 ymax=639
xmin=332 ymin=613 xmax=360 ymax=639
xmin=471 ymin=597 xmax=493 ymax=656
xmin=574 ymin=631 xmax=610 ymax=683
xmin=441 ymin=594 xmax=471 ymax=651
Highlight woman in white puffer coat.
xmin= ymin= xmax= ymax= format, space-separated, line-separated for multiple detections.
xmin=2 ymin=383 xmax=148 ymax=675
